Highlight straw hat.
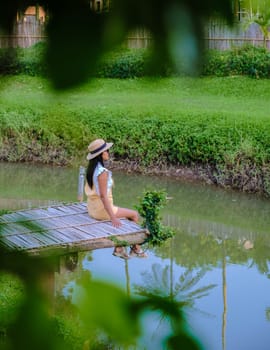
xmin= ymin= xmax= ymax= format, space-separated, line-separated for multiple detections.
xmin=86 ymin=139 xmax=113 ymax=160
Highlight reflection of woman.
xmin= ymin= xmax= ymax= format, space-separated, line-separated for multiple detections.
xmin=85 ymin=139 xmax=147 ymax=259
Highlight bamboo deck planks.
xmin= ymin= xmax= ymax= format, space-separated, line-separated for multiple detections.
xmin=0 ymin=202 xmax=148 ymax=256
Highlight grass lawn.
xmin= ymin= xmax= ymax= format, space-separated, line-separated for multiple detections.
xmin=1 ymin=75 xmax=270 ymax=120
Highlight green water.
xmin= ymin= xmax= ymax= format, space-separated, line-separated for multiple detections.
xmin=1 ymin=162 xmax=270 ymax=350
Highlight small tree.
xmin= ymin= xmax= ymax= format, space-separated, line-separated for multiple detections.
xmin=242 ymin=0 xmax=270 ymax=48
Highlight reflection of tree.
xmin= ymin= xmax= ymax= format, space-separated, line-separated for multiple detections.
xmin=152 ymin=229 xmax=270 ymax=349
xmin=124 ymin=259 xmax=130 ymax=298
xmin=266 ymin=307 xmax=270 ymax=321
xmin=248 ymin=237 xmax=270 ymax=276
xmin=132 ymin=261 xmax=215 ymax=349
xmin=133 ymin=263 xmax=216 ymax=310
xmin=222 ymin=240 xmax=227 ymax=350
xmin=154 ymin=229 xmax=270 ymax=278
xmin=154 ymin=230 xmax=224 ymax=269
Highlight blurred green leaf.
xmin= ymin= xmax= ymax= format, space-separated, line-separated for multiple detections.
xmin=75 ymin=279 xmax=140 ymax=345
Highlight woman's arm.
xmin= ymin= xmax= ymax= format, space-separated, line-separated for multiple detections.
xmin=98 ymin=171 xmax=121 ymax=227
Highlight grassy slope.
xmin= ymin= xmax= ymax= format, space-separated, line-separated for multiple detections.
xmin=1 ymin=75 xmax=270 ymax=169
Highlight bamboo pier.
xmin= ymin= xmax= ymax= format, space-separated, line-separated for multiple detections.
xmin=0 ymin=202 xmax=148 ymax=256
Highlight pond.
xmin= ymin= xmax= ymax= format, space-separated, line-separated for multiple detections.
xmin=1 ymin=162 xmax=270 ymax=350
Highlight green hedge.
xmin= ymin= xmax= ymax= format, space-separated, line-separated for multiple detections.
xmin=1 ymin=43 xmax=270 ymax=78
xmin=0 ymin=44 xmax=151 ymax=78
xmin=81 ymin=113 xmax=270 ymax=167
xmin=202 ymin=46 xmax=270 ymax=78
xmin=0 ymin=43 xmax=47 ymax=76
xmin=16 ymin=42 xmax=48 ymax=76
xmin=0 ymin=48 xmax=20 ymax=74
xmin=1 ymin=105 xmax=270 ymax=167
xmin=96 ymin=48 xmax=150 ymax=78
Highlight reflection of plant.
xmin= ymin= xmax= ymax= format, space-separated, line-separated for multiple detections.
xmin=134 ymin=263 xmax=216 ymax=310
xmin=136 ymin=190 xmax=175 ymax=246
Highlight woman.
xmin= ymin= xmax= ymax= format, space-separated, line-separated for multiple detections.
xmin=85 ymin=138 xmax=147 ymax=259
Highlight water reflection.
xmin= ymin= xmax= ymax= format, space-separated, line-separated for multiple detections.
xmin=54 ymin=227 xmax=270 ymax=350
xmin=133 ymin=263 xmax=216 ymax=312
xmin=1 ymin=162 xmax=270 ymax=350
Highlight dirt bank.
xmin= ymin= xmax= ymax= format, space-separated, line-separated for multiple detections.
xmin=109 ymin=160 xmax=270 ymax=197
xmin=110 ymin=160 xmax=209 ymax=183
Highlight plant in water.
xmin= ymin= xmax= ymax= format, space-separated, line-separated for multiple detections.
xmin=136 ymin=190 xmax=175 ymax=246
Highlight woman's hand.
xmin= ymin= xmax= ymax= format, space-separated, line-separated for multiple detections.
xmin=111 ymin=217 xmax=122 ymax=228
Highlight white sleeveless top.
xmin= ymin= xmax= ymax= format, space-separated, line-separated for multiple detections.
xmin=93 ymin=162 xmax=113 ymax=195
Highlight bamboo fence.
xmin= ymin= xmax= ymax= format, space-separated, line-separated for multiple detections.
xmin=0 ymin=19 xmax=268 ymax=50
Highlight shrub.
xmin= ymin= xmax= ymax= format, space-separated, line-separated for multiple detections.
xmin=0 ymin=48 xmax=20 ymax=74
xmin=202 ymin=50 xmax=231 ymax=76
xmin=202 ymin=45 xmax=270 ymax=78
xmin=96 ymin=48 xmax=150 ymax=78
xmin=1 ymin=43 xmax=270 ymax=79
xmin=17 ymin=42 xmax=48 ymax=76
xmin=0 ymin=42 xmax=47 ymax=76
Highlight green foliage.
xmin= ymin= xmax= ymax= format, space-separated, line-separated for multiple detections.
xmin=211 ymin=147 xmax=270 ymax=194
xmin=2 ymin=44 xmax=270 ymax=80
xmin=0 ymin=45 xmax=169 ymax=79
xmin=0 ymin=273 xmax=25 ymax=332
xmin=0 ymin=209 xmax=11 ymax=216
xmin=0 ymin=43 xmax=47 ymax=76
xmin=241 ymin=0 xmax=270 ymax=47
xmin=16 ymin=42 xmax=48 ymax=76
xmin=76 ymin=278 xmax=201 ymax=350
xmin=203 ymin=46 xmax=270 ymax=78
xmin=202 ymin=50 xmax=231 ymax=77
xmin=137 ymin=190 xmax=175 ymax=246
xmin=0 ymin=102 xmax=79 ymax=165
xmin=96 ymin=48 xmax=150 ymax=78
xmin=52 ymin=315 xmax=87 ymax=350
xmin=0 ymin=48 xmax=19 ymax=74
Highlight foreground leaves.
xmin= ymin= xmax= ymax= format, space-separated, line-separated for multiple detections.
xmin=0 ymin=248 xmax=202 ymax=350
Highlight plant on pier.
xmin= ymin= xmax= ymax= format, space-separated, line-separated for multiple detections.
xmin=137 ymin=190 xmax=175 ymax=246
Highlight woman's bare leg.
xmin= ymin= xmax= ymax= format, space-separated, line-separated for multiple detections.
xmin=115 ymin=207 xmax=139 ymax=223
xmin=113 ymin=207 xmax=146 ymax=257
